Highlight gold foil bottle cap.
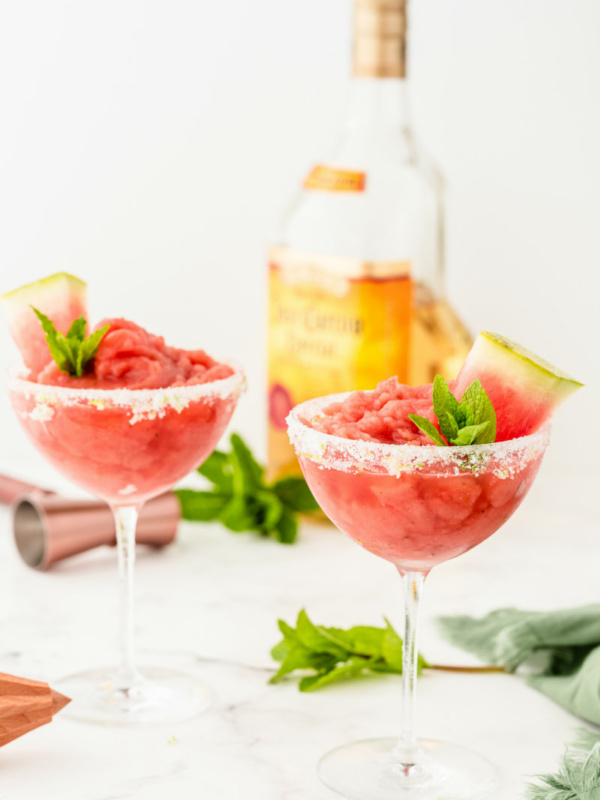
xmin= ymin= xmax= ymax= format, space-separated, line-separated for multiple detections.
xmin=353 ymin=0 xmax=407 ymax=79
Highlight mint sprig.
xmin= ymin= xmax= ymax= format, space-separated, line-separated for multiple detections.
xmin=409 ymin=375 xmax=497 ymax=447
xmin=32 ymin=307 xmax=109 ymax=378
xmin=175 ymin=433 xmax=319 ymax=544
xmin=269 ymin=611 xmax=503 ymax=692
xmin=270 ymin=610 xmax=430 ymax=691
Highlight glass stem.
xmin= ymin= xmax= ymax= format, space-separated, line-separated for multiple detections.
xmin=393 ymin=569 xmax=426 ymax=774
xmin=113 ymin=504 xmax=141 ymax=687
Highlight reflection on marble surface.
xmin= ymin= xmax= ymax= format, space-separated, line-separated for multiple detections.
xmin=0 ymin=472 xmax=597 ymax=799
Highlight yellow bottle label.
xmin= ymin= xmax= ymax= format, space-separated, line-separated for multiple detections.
xmin=267 ymin=247 xmax=412 ymax=478
xmin=303 ymin=165 xmax=366 ymax=193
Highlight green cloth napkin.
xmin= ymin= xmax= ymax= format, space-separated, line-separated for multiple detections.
xmin=437 ymin=605 xmax=600 ymax=726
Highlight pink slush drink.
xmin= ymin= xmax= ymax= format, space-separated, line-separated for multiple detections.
xmin=290 ymin=378 xmax=547 ymax=571
xmin=286 ymin=335 xmax=578 ymax=800
xmin=9 ymin=319 xmax=243 ymax=505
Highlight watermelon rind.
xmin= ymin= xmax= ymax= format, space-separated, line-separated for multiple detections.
xmin=474 ymin=332 xmax=583 ymax=399
xmin=1 ymin=273 xmax=87 ymax=373
xmin=454 ymin=330 xmax=583 ymax=441
xmin=1 ymin=272 xmax=86 ymax=304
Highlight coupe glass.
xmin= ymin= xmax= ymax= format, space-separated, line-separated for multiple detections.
xmin=8 ymin=363 xmax=244 ymax=725
xmin=288 ymin=393 xmax=550 ymax=800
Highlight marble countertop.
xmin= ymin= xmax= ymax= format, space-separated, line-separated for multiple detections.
xmin=0 ymin=469 xmax=598 ymax=800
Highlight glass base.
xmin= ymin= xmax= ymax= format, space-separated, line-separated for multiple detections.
xmin=56 ymin=666 xmax=211 ymax=726
xmin=318 ymin=738 xmax=498 ymax=800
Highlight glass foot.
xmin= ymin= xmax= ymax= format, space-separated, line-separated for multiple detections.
xmin=318 ymin=738 xmax=498 ymax=800
xmin=56 ymin=666 xmax=211 ymax=726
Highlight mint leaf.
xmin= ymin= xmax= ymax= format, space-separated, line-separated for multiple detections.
xmin=450 ymin=421 xmax=491 ymax=446
xmin=432 ymin=375 xmax=460 ymax=420
xmin=67 ymin=316 xmax=86 ymax=340
xmin=272 ymin=477 xmax=319 ymax=513
xmin=461 ymin=405 xmax=475 ymax=427
xmin=326 ymin=626 xmax=385 ymax=656
xmin=174 ymin=489 xmax=228 ymax=521
xmin=408 ymin=414 xmax=447 ymax=447
xmin=229 ymin=433 xmax=264 ymax=494
xmin=432 ymin=376 xmax=463 ymax=440
xmin=32 ymin=307 xmax=108 ymax=377
xmin=438 ymin=410 xmax=459 ymax=442
xmin=459 ymin=380 xmax=497 ymax=444
xmin=271 ymin=645 xmax=337 ymax=684
xmin=296 ymin=610 xmax=348 ymax=658
xmin=218 ymin=494 xmax=260 ymax=533
xmin=179 ymin=433 xmax=318 ymax=545
xmin=197 ymin=451 xmax=233 ymax=493
xmin=299 ymin=657 xmax=368 ymax=692
xmin=255 ymin=489 xmax=284 ymax=530
xmin=273 ymin=505 xmax=298 ymax=544
xmin=77 ymin=323 xmax=110 ymax=376
xmin=277 ymin=618 xmax=299 ymax=644
xmin=270 ymin=620 xmax=298 ymax=665
xmin=381 ymin=618 xmax=404 ymax=672
xmin=269 ymin=612 xmax=430 ymax=691
xmin=32 ymin=308 xmax=75 ymax=374
xmin=408 ymin=376 xmax=497 ymax=448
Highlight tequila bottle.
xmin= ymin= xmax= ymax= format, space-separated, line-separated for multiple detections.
xmin=267 ymin=0 xmax=471 ymax=479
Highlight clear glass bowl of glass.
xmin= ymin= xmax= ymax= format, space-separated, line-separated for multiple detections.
xmin=8 ymin=363 xmax=245 ymax=726
xmin=288 ymin=392 xmax=550 ymax=800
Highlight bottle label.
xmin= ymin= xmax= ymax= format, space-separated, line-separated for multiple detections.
xmin=267 ymin=247 xmax=412 ymax=476
xmin=303 ymin=165 xmax=366 ymax=193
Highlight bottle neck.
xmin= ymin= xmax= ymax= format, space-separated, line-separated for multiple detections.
xmin=346 ymin=77 xmax=411 ymax=134
xmin=349 ymin=0 xmax=410 ymax=134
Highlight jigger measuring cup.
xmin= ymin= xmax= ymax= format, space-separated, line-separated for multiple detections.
xmin=0 ymin=475 xmax=180 ymax=570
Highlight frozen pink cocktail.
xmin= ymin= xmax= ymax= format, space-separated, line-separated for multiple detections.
xmin=292 ymin=380 xmax=546 ymax=571
xmin=287 ymin=376 xmax=552 ymax=800
xmin=7 ymin=313 xmax=244 ymax=727
xmin=9 ymin=319 xmax=242 ymax=505
xmin=300 ymin=456 xmax=544 ymax=571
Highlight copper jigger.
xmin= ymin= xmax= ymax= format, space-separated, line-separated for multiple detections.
xmin=0 ymin=475 xmax=181 ymax=570
xmin=13 ymin=492 xmax=180 ymax=571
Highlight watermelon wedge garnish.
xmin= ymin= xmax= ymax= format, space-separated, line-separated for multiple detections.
xmin=1 ymin=273 xmax=87 ymax=374
xmin=454 ymin=332 xmax=583 ymax=442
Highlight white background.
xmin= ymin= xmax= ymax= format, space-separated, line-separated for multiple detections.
xmin=1 ymin=0 xmax=599 ymax=477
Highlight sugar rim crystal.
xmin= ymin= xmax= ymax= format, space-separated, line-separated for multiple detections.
xmin=7 ymin=362 xmax=245 ymax=423
xmin=287 ymin=393 xmax=551 ymax=477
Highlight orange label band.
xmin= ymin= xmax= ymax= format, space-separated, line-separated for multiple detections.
xmin=268 ymin=249 xmax=412 ymax=429
xmin=303 ymin=165 xmax=366 ymax=193
xmin=267 ymin=248 xmax=412 ymax=478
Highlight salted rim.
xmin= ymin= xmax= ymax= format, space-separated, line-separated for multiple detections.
xmin=287 ymin=392 xmax=551 ymax=476
xmin=7 ymin=361 xmax=246 ymax=406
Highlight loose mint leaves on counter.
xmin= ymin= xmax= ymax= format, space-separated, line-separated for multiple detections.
xmin=269 ymin=610 xmax=504 ymax=692
xmin=175 ymin=433 xmax=319 ymax=544
xmin=269 ymin=610 xmax=426 ymax=691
